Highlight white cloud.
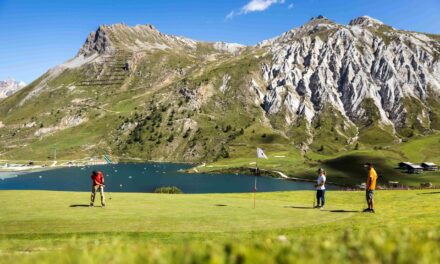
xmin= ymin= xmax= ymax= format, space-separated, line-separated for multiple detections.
xmin=288 ymin=3 xmax=294 ymax=9
xmin=226 ymin=0 xmax=286 ymax=20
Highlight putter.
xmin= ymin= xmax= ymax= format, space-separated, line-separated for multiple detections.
xmin=106 ymin=185 xmax=112 ymax=200
xmin=363 ymin=190 xmax=368 ymax=211
xmin=313 ymin=190 xmax=316 ymax=208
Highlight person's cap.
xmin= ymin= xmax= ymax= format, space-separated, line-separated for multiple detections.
xmin=92 ymin=170 xmax=98 ymax=175
xmin=317 ymin=168 xmax=324 ymax=173
xmin=363 ymin=162 xmax=372 ymax=167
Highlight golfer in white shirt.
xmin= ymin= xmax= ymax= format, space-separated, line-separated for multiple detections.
xmin=315 ymin=168 xmax=326 ymax=209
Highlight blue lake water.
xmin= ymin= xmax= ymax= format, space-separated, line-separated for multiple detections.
xmin=0 ymin=163 xmax=329 ymax=193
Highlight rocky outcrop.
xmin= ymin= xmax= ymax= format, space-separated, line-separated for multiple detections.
xmin=219 ymin=74 xmax=231 ymax=93
xmin=258 ymin=16 xmax=440 ymax=133
xmin=348 ymin=16 xmax=384 ymax=28
xmin=34 ymin=116 xmax=88 ymax=137
xmin=78 ymin=23 xmax=244 ymax=57
xmin=213 ymin=42 xmax=246 ymax=55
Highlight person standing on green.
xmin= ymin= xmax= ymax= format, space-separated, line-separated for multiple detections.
xmin=314 ymin=168 xmax=326 ymax=209
xmin=363 ymin=163 xmax=377 ymax=213
xmin=90 ymin=170 xmax=106 ymax=208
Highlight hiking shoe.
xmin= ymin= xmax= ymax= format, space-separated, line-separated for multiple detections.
xmin=319 ymin=206 xmax=325 ymax=210
xmin=101 ymin=205 xmax=106 ymax=208
xmin=314 ymin=205 xmax=321 ymax=209
xmin=89 ymin=204 xmax=94 ymax=208
xmin=362 ymin=208 xmax=371 ymax=212
xmin=370 ymin=209 xmax=375 ymax=213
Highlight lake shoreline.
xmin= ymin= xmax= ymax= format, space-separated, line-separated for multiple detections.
xmin=0 ymin=163 xmax=323 ymax=193
xmin=0 ymin=157 xmax=195 ymax=172
xmin=189 ymin=166 xmax=351 ymax=188
xmin=1 ymin=159 xmax=347 ymax=188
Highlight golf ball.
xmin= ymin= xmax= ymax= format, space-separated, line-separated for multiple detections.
xmin=39 ymin=175 xmax=43 ymax=179
xmin=129 ymin=176 xmax=132 ymax=179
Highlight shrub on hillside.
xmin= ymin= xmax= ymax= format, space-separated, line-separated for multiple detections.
xmin=154 ymin=186 xmax=183 ymax=194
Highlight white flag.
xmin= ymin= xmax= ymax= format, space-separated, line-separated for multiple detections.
xmin=257 ymin=148 xmax=268 ymax=159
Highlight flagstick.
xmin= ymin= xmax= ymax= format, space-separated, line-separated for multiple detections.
xmin=254 ymin=158 xmax=257 ymax=209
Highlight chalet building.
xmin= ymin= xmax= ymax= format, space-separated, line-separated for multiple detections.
xmin=407 ymin=164 xmax=424 ymax=174
xmin=398 ymin=162 xmax=413 ymax=170
xmin=421 ymin=162 xmax=438 ymax=171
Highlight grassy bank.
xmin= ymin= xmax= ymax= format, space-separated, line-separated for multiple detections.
xmin=0 ymin=190 xmax=439 ymax=263
xmin=196 ymin=133 xmax=440 ymax=187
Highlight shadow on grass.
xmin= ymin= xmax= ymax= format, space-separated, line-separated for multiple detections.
xmin=284 ymin=206 xmax=359 ymax=213
xmin=69 ymin=204 xmax=90 ymax=207
xmin=417 ymin=192 xmax=440 ymax=195
xmin=325 ymin=210 xmax=360 ymax=213
xmin=214 ymin=204 xmax=228 ymax=207
xmin=284 ymin=206 xmax=314 ymax=209
xmin=323 ymin=154 xmax=401 ymax=183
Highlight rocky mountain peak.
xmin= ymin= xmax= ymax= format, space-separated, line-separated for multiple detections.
xmin=0 ymin=78 xmax=26 ymax=99
xmin=78 ymin=23 xmax=176 ymax=56
xmin=258 ymin=15 xmax=440 ymax=144
xmin=349 ymin=16 xmax=384 ymax=28
xmin=309 ymin=15 xmax=329 ymax=21
xmin=144 ymin=24 xmax=158 ymax=31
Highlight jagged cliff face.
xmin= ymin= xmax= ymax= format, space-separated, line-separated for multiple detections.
xmin=0 ymin=17 xmax=439 ymax=161
xmin=78 ymin=24 xmax=199 ymax=56
xmin=258 ymin=16 xmax=440 ymax=144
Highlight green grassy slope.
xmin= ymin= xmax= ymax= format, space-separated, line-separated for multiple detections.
xmin=0 ymin=190 xmax=439 ymax=263
xmin=198 ymin=132 xmax=440 ymax=186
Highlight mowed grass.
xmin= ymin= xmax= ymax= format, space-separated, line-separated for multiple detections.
xmin=0 ymin=190 xmax=439 ymax=263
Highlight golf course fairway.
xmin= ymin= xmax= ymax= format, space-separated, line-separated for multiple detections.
xmin=0 ymin=190 xmax=439 ymax=263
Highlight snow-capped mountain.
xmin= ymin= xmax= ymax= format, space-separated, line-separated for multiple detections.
xmin=0 ymin=78 xmax=26 ymax=99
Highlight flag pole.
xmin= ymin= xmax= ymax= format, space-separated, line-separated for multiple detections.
xmin=254 ymin=157 xmax=257 ymax=209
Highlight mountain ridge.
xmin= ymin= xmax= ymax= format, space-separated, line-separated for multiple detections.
xmin=0 ymin=16 xmax=439 ymax=162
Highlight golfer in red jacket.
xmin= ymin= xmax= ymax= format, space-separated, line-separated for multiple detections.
xmin=90 ymin=170 xmax=105 ymax=208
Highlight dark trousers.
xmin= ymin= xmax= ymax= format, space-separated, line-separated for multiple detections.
xmin=316 ymin=190 xmax=325 ymax=206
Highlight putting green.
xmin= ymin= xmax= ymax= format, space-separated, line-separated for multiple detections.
xmin=0 ymin=190 xmax=359 ymax=235
xmin=1 ymin=190 xmax=440 ymax=264
xmin=1 ymin=190 xmax=439 ymax=237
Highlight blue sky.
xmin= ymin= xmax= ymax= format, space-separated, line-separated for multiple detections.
xmin=1 ymin=0 xmax=439 ymax=84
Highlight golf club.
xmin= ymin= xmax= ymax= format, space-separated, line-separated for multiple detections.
xmin=313 ymin=188 xmax=316 ymax=208
xmin=363 ymin=189 xmax=368 ymax=211
xmin=107 ymin=185 xmax=112 ymax=200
